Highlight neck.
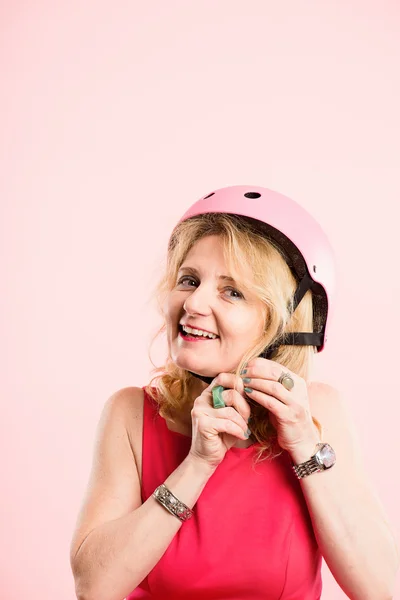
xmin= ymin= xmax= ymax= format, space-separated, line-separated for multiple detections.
xmin=189 ymin=376 xmax=209 ymax=402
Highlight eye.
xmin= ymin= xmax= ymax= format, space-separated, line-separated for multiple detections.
xmin=176 ymin=277 xmax=244 ymax=300
xmin=225 ymin=287 xmax=244 ymax=300
xmin=177 ymin=276 xmax=198 ymax=287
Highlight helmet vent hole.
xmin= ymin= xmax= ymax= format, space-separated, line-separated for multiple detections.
xmin=204 ymin=192 xmax=215 ymax=199
xmin=244 ymin=192 xmax=261 ymax=199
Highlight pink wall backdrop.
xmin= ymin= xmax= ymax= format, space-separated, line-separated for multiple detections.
xmin=2 ymin=1 xmax=399 ymax=598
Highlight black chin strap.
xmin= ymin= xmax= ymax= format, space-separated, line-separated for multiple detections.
xmin=187 ymin=271 xmax=324 ymax=385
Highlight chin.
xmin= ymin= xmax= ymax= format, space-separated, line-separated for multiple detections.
xmin=172 ymin=354 xmax=219 ymax=377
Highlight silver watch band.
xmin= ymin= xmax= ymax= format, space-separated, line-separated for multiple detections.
xmin=292 ymin=456 xmax=322 ymax=479
xmin=292 ymin=442 xmax=325 ymax=479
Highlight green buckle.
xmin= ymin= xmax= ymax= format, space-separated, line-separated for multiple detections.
xmin=212 ymin=385 xmax=226 ymax=408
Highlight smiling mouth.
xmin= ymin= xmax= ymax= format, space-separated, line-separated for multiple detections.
xmin=178 ymin=324 xmax=220 ymax=340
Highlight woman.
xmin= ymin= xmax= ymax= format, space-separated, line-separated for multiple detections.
xmin=70 ymin=185 xmax=398 ymax=600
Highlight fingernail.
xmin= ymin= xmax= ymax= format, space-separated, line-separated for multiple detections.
xmin=241 ymin=377 xmax=251 ymax=384
xmin=240 ymin=369 xmax=247 ymax=375
xmin=245 ymin=428 xmax=252 ymax=438
xmin=244 ymin=387 xmax=253 ymax=394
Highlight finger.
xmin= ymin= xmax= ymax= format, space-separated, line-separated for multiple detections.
xmin=244 ymin=358 xmax=286 ymax=380
xmin=243 ymin=387 xmax=288 ymax=418
xmin=210 ymin=405 xmax=249 ymax=433
xmin=197 ymin=414 xmax=249 ymax=441
xmin=216 ymin=387 xmax=251 ymax=424
xmin=204 ymin=376 xmax=251 ymax=423
xmin=241 ymin=377 xmax=292 ymax=405
xmin=245 ymin=358 xmax=299 ymax=386
xmin=206 ymin=373 xmax=247 ymax=410
xmin=207 ymin=372 xmax=246 ymax=394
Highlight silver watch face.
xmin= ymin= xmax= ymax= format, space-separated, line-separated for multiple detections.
xmin=316 ymin=444 xmax=336 ymax=469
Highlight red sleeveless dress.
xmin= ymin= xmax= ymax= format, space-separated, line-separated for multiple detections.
xmin=126 ymin=387 xmax=322 ymax=599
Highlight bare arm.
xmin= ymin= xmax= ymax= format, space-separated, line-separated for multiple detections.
xmin=73 ymin=455 xmax=214 ymax=600
xmin=70 ymin=389 xmax=216 ymax=600
xmin=290 ymin=383 xmax=399 ymax=600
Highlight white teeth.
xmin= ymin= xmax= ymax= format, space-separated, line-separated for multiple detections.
xmin=182 ymin=325 xmax=218 ymax=339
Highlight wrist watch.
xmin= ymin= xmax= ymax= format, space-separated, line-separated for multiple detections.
xmin=292 ymin=443 xmax=336 ymax=479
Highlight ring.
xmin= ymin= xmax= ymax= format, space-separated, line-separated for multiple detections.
xmin=278 ymin=371 xmax=295 ymax=391
xmin=212 ymin=385 xmax=226 ymax=408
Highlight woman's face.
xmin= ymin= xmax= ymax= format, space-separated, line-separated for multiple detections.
xmin=165 ymin=235 xmax=266 ymax=377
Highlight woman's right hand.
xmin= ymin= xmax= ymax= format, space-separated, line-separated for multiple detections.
xmin=188 ymin=373 xmax=252 ymax=470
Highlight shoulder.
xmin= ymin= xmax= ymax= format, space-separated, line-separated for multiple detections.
xmin=106 ymin=385 xmax=144 ymax=410
xmin=307 ymin=380 xmax=348 ymax=426
xmin=307 ymin=381 xmax=348 ymax=418
xmin=307 ymin=380 xmax=341 ymax=406
xmin=104 ymin=386 xmax=145 ymax=431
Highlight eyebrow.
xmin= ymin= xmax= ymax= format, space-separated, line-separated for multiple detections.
xmin=178 ymin=266 xmax=237 ymax=284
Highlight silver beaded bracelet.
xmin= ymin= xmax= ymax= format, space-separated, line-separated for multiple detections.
xmin=153 ymin=483 xmax=194 ymax=522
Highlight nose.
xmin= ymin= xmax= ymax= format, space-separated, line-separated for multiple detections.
xmin=183 ymin=284 xmax=213 ymax=316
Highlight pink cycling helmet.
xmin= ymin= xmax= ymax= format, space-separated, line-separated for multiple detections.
xmin=173 ymin=185 xmax=336 ymax=382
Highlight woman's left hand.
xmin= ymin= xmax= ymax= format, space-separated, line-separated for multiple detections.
xmin=242 ymin=357 xmax=321 ymax=459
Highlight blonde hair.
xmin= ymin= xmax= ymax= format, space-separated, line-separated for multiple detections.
xmin=145 ymin=213 xmax=323 ymax=465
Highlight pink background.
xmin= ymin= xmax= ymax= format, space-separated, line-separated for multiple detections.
xmin=1 ymin=1 xmax=399 ymax=598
